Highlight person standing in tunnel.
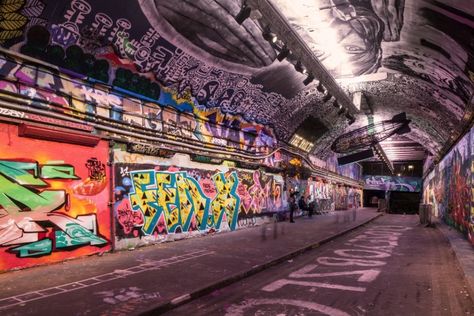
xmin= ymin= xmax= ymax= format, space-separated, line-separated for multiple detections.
xmin=298 ymin=195 xmax=308 ymax=216
xmin=288 ymin=189 xmax=297 ymax=223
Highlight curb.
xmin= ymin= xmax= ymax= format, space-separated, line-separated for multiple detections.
xmin=139 ymin=212 xmax=384 ymax=315
xmin=435 ymin=220 xmax=474 ymax=300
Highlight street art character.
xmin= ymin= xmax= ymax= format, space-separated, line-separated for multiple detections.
xmin=369 ymin=0 xmax=405 ymax=41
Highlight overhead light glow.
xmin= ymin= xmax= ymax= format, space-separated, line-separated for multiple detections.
xmin=272 ymin=0 xmax=354 ymax=77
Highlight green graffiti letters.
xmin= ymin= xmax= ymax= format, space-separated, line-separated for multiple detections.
xmin=0 ymin=160 xmax=77 ymax=213
xmin=0 ymin=160 xmax=108 ymax=258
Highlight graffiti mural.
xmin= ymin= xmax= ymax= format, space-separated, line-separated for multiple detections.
xmin=0 ymin=123 xmax=111 ymax=271
xmin=335 ymin=186 xmax=348 ymax=210
xmin=306 ymin=179 xmax=335 ymax=212
xmin=0 ymin=0 xmax=471 ymax=159
xmin=238 ymin=170 xmax=283 ymax=215
xmin=337 ymin=163 xmax=362 ymax=181
xmin=0 ymin=52 xmax=277 ymax=154
xmin=424 ymin=131 xmax=473 ymax=245
xmin=0 ymin=0 xmax=286 ymax=132
xmin=446 ymin=133 xmax=471 ymax=234
xmin=364 ymin=175 xmax=422 ymax=192
xmin=0 ymin=0 xmax=46 ymax=45
xmin=113 ymin=160 xmax=284 ymax=241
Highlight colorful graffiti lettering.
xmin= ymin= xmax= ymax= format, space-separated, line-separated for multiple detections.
xmin=0 ymin=123 xmax=111 ymax=271
xmin=211 ymin=172 xmax=240 ymax=230
xmin=116 ymin=199 xmax=144 ymax=236
xmin=0 ymin=160 xmax=107 ymax=258
xmin=128 ymin=170 xmax=240 ymax=235
xmin=86 ymin=157 xmax=106 ymax=181
xmin=238 ymin=170 xmax=282 ymax=214
xmin=0 ymin=53 xmax=277 ymax=154
xmin=113 ymin=161 xmax=285 ymax=241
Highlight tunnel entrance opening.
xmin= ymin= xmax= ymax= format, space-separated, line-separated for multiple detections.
xmin=363 ymin=189 xmax=386 ymax=208
xmin=386 ymin=191 xmax=421 ymax=214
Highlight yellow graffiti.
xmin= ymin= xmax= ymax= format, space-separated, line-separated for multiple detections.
xmin=212 ymin=172 xmax=240 ymax=230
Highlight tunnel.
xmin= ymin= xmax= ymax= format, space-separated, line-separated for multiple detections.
xmin=0 ymin=0 xmax=472 ymax=315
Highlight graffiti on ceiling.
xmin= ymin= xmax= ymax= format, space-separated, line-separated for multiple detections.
xmin=0 ymin=0 xmax=472 ymax=159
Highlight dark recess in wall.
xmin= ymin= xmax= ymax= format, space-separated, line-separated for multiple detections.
xmin=293 ymin=116 xmax=329 ymax=143
xmin=387 ymin=191 xmax=421 ymax=214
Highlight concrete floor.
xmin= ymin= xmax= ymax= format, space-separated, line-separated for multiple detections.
xmin=0 ymin=210 xmax=472 ymax=315
xmin=167 ymin=215 xmax=474 ymax=316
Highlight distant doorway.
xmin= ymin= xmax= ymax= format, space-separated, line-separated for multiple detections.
xmin=387 ymin=191 xmax=421 ymax=214
xmin=363 ymin=189 xmax=385 ymax=207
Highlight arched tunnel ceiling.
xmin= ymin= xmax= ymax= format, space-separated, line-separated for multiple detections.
xmin=2 ymin=0 xmax=473 ymax=161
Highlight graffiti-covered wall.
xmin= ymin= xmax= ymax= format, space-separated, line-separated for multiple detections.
xmin=364 ymin=176 xmax=422 ymax=192
xmin=304 ymin=179 xmax=362 ymax=212
xmin=0 ymin=0 xmax=286 ymax=138
xmin=113 ymin=148 xmax=285 ymax=249
xmin=337 ymin=163 xmax=362 ymax=182
xmin=423 ymin=130 xmax=473 ymax=245
xmin=0 ymin=51 xmax=276 ymax=154
xmin=0 ymin=123 xmax=111 ymax=271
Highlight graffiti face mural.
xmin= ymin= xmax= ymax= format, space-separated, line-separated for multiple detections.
xmin=0 ymin=123 xmax=111 ymax=271
xmin=0 ymin=0 xmax=471 ymax=159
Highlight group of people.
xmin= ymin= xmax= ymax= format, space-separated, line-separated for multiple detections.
xmin=287 ymin=190 xmax=317 ymax=223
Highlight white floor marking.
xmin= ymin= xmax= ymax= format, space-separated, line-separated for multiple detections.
xmin=229 ymin=224 xmax=410 ymax=316
xmin=289 ymin=264 xmax=381 ymax=282
xmin=261 ymin=279 xmax=366 ymax=292
xmin=364 ymin=231 xmax=402 ymax=236
xmin=225 ymin=298 xmax=350 ymax=316
xmin=333 ymin=249 xmax=391 ymax=259
xmin=317 ymin=257 xmax=387 ymax=266
xmin=345 ymin=243 xmax=395 ymax=252
xmin=0 ymin=250 xmax=214 ymax=311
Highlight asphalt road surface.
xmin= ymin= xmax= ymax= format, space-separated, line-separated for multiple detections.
xmin=165 ymin=215 xmax=474 ymax=315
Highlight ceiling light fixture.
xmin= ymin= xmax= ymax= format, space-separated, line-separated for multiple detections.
xmin=316 ymin=82 xmax=325 ymax=93
xmin=303 ymin=74 xmax=314 ymax=86
xmin=322 ymin=93 xmax=332 ymax=103
xmin=276 ymin=46 xmax=290 ymax=61
xmin=235 ymin=4 xmax=252 ymax=24
xmin=262 ymin=30 xmax=277 ymax=43
xmin=346 ymin=113 xmax=356 ymax=125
